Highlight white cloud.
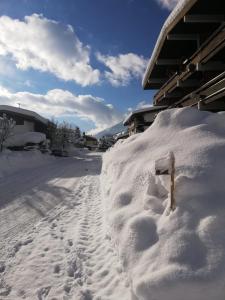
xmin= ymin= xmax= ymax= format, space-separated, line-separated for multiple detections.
xmin=0 ymin=86 xmax=123 ymax=132
xmin=0 ymin=14 xmax=100 ymax=86
xmin=136 ymin=101 xmax=152 ymax=109
xmin=96 ymin=52 xmax=147 ymax=87
xmin=156 ymin=0 xmax=180 ymax=10
xmin=0 ymin=56 xmax=16 ymax=77
xmin=123 ymin=100 xmax=151 ymax=119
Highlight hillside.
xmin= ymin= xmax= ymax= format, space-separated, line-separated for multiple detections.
xmin=95 ymin=121 xmax=126 ymax=139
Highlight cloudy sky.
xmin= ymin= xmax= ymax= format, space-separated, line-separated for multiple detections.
xmin=0 ymin=0 xmax=178 ymax=133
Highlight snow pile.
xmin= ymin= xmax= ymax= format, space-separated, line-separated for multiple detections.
xmin=101 ymin=107 xmax=225 ymax=300
xmin=0 ymin=150 xmax=54 ymax=178
xmin=5 ymin=132 xmax=46 ymax=147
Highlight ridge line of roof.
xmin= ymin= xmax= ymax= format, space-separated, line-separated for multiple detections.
xmin=0 ymin=105 xmax=48 ymax=124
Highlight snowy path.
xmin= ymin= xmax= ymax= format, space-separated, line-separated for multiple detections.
xmin=0 ymin=152 xmax=130 ymax=299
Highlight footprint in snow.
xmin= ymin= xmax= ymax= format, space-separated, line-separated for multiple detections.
xmin=54 ymin=264 xmax=60 ymax=274
xmin=13 ymin=241 xmax=22 ymax=254
xmin=80 ymin=288 xmax=93 ymax=300
xmin=51 ymin=222 xmax=57 ymax=229
xmin=37 ymin=286 xmax=51 ymax=300
xmin=67 ymin=260 xmax=77 ymax=277
xmin=23 ymin=238 xmax=33 ymax=246
xmin=64 ymin=284 xmax=71 ymax=294
xmin=0 ymin=280 xmax=11 ymax=297
xmin=0 ymin=261 xmax=6 ymax=273
xmin=68 ymin=239 xmax=73 ymax=247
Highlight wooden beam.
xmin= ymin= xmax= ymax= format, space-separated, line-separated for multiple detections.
xmin=184 ymin=14 xmax=225 ymax=24
xmin=163 ymin=91 xmax=184 ymax=98
xmin=177 ymin=79 xmax=199 ymax=88
xmin=156 ymin=59 xmax=182 ymax=66
xmin=198 ymin=100 xmax=225 ymax=111
xmin=196 ymin=62 xmax=225 ymax=72
xmin=147 ymin=78 xmax=167 ymax=85
xmin=167 ymin=34 xmax=199 ymax=41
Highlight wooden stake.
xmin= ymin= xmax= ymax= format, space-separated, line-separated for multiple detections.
xmin=170 ymin=152 xmax=176 ymax=211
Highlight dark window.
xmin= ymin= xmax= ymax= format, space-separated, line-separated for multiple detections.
xmin=14 ymin=115 xmax=24 ymax=125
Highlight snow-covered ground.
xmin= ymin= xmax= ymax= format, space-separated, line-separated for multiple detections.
xmin=0 ymin=151 xmax=130 ymax=299
xmin=0 ymin=150 xmax=54 ymax=178
xmin=101 ymin=107 xmax=225 ymax=300
xmin=2 ymin=107 xmax=225 ymax=300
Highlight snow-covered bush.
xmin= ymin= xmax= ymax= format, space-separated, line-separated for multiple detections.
xmin=101 ymin=107 xmax=225 ymax=300
xmin=0 ymin=113 xmax=15 ymax=152
xmin=5 ymin=132 xmax=46 ymax=148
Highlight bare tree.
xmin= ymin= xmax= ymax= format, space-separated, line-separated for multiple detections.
xmin=0 ymin=114 xmax=15 ymax=152
xmin=49 ymin=120 xmax=82 ymax=150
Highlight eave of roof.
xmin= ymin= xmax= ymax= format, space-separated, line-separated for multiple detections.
xmin=123 ymin=105 xmax=167 ymax=125
xmin=142 ymin=0 xmax=198 ymax=89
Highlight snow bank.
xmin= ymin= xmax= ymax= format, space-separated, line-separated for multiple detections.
xmin=0 ymin=150 xmax=54 ymax=178
xmin=101 ymin=107 xmax=225 ymax=300
xmin=5 ymin=132 xmax=46 ymax=147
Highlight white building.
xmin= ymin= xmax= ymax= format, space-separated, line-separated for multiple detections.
xmin=0 ymin=105 xmax=48 ymax=135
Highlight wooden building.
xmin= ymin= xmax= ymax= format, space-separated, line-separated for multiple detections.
xmin=83 ymin=134 xmax=98 ymax=150
xmin=142 ymin=0 xmax=225 ymax=111
xmin=114 ymin=131 xmax=129 ymax=141
xmin=123 ymin=106 xmax=167 ymax=136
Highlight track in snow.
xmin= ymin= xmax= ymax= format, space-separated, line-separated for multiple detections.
xmin=0 ymin=152 xmax=131 ymax=299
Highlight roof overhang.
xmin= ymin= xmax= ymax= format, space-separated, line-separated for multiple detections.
xmin=143 ymin=0 xmax=224 ymax=90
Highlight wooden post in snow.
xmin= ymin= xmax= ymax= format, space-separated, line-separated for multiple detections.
xmin=170 ymin=152 xmax=176 ymax=211
xmin=155 ymin=151 xmax=176 ymax=211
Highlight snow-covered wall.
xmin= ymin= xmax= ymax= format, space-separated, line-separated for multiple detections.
xmin=101 ymin=107 xmax=225 ymax=300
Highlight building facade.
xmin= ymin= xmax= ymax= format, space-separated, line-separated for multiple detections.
xmin=0 ymin=105 xmax=48 ymax=135
xmin=143 ymin=0 xmax=225 ymax=112
xmin=123 ymin=106 xmax=167 ymax=136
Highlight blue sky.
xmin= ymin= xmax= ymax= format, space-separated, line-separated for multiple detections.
xmin=0 ymin=0 xmax=177 ymax=133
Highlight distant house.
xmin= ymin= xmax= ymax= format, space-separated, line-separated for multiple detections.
xmin=114 ymin=131 xmax=129 ymax=141
xmin=98 ymin=135 xmax=116 ymax=151
xmin=83 ymin=134 xmax=98 ymax=150
xmin=0 ymin=105 xmax=48 ymax=135
xmin=123 ymin=106 xmax=167 ymax=136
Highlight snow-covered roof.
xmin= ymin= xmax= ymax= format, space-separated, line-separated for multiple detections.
xmin=84 ymin=135 xmax=98 ymax=141
xmin=123 ymin=106 xmax=167 ymax=125
xmin=142 ymin=0 xmax=197 ymax=89
xmin=0 ymin=105 xmax=48 ymax=125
